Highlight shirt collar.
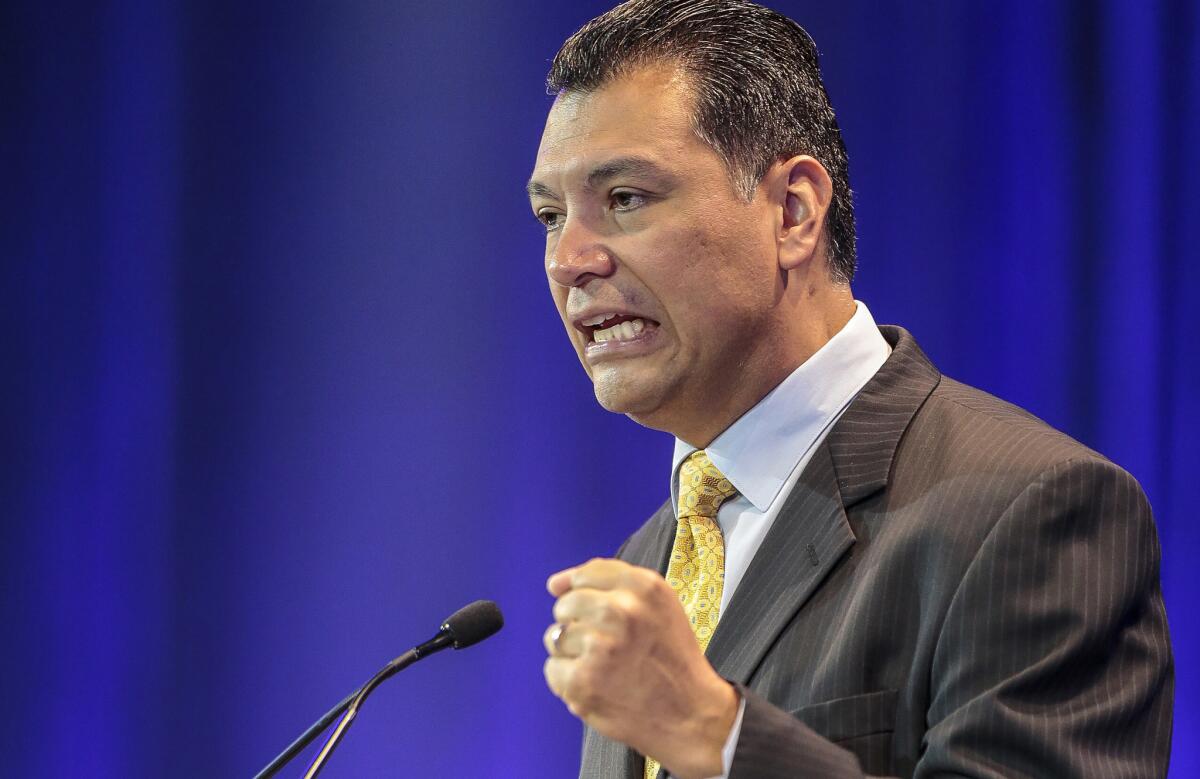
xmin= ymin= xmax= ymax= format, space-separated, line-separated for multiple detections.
xmin=672 ymin=301 xmax=891 ymax=512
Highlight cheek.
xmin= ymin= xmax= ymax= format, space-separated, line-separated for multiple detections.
xmin=670 ymin=226 xmax=774 ymax=308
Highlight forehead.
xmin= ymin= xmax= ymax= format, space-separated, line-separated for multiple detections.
xmin=531 ymin=65 xmax=709 ymax=187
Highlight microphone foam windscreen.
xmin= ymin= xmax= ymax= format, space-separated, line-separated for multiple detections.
xmin=442 ymin=600 xmax=504 ymax=649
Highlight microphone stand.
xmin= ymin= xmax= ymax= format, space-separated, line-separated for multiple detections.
xmin=253 ymin=600 xmax=501 ymax=779
xmin=253 ymin=689 xmax=358 ymax=779
xmin=254 ymin=634 xmax=451 ymax=779
xmin=302 ymin=648 xmax=421 ymax=778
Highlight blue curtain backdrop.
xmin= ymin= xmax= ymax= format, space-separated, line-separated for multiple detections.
xmin=2 ymin=1 xmax=1196 ymax=775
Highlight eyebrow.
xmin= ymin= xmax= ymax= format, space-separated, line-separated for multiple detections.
xmin=526 ymin=156 xmax=673 ymax=201
xmin=584 ymin=156 xmax=671 ymax=190
xmin=526 ymin=180 xmax=560 ymax=201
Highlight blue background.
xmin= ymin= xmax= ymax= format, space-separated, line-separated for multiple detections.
xmin=2 ymin=0 xmax=1196 ymax=775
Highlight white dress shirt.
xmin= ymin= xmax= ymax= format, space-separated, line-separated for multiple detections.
xmin=666 ymin=302 xmax=891 ymax=778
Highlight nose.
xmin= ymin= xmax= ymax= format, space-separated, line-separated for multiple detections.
xmin=546 ymin=217 xmax=615 ymax=288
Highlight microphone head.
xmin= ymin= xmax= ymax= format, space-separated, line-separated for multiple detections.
xmin=441 ymin=600 xmax=503 ymax=649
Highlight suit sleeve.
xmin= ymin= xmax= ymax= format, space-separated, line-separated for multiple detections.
xmin=728 ymin=457 xmax=1174 ymax=779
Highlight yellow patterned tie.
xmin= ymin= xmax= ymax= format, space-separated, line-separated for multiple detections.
xmin=644 ymin=450 xmax=739 ymax=779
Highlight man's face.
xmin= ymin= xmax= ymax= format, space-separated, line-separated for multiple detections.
xmin=528 ymin=65 xmax=785 ymax=440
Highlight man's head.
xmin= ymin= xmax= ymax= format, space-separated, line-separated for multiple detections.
xmin=548 ymin=0 xmax=855 ymax=283
xmin=529 ymin=0 xmax=857 ymax=446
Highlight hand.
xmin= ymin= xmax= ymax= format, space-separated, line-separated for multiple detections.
xmin=543 ymin=558 xmax=739 ymax=779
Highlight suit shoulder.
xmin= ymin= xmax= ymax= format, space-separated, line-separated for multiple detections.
xmin=912 ymin=376 xmax=1114 ymax=471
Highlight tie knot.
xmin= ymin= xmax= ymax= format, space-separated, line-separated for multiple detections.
xmin=677 ymin=450 xmax=738 ymax=519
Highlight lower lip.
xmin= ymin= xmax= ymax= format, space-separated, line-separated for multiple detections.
xmin=583 ymin=325 xmax=662 ymax=363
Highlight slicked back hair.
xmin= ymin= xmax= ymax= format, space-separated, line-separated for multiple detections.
xmin=547 ymin=0 xmax=856 ymax=283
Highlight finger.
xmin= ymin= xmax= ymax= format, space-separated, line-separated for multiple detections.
xmin=545 ymin=655 xmax=595 ymax=720
xmin=547 ymin=567 xmax=576 ymax=597
xmin=563 ymin=558 xmax=634 ymax=593
xmin=543 ymin=655 xmax=574 ymax=700
xmin=552 ymin=587 xmax=614 ymax=625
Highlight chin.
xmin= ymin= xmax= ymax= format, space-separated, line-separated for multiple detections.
xmin=592 ymin=385 xmax=642 ymax=414
xmin=591 ymin=375 xmax=674 ymax=426
xmin=592 ymin=377 xmax=649 ymax=412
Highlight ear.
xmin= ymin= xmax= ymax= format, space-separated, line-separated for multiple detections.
xmin=775 ymin=155 xmax=834 ymax=272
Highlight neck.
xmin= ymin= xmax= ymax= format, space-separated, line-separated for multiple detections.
xmin=652 ymin=285 xmax=857 ymax=448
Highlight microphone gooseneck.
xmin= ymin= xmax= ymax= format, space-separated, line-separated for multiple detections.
xmin=253 ymin=600 xmax=503 ymax=779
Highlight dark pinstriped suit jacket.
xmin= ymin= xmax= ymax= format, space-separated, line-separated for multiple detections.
xmin=579 ymin=326 xmax=1173 ymax=779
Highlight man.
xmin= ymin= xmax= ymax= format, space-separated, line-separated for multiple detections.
xmin=526 ymin=1 xmax=1174 ymax=777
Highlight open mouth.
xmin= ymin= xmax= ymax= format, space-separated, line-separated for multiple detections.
xmin=580 ymin=313 xmax=660 ymax=343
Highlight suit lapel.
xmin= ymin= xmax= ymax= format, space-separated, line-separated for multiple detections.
xmin=705 ymin=441 xmax=853 ymax=683
xmin=823 ymin=326 xmax=941 ymax=508
xmin=706 ymin=326 xmax=940 ymax=685
xmin=619 ymin=501 xmax=675 ymax=574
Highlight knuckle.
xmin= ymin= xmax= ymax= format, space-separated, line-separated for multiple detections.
xmin=615 ymin=591 xmax=654 ymax=640
xmin=597 ymin=602 xmax=627 ymax=638
xmin=552 ymin=597 xmax=569 ymax=622
xmin=596 ymin=595 xmax=622 ymax=624
xmin=629 ymin=568 xmax=656 ymax=595
xmin=569 ymin=662 xmax=597 ymax=697
xmin=588 ymin=633 xmax=616 ymax=663
xmin=554 ymin=590 xmax=587 ymax=622
xmin=564 ymin=623 xmax=587 ymax=656
xmin=614 ymin=589 xmax=646 ymax=622
xmin=561 ymin=669 xmax=584 ymax=703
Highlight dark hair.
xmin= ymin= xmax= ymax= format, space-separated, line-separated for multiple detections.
xmin=547 ymin=0 xmax=856 ymax=283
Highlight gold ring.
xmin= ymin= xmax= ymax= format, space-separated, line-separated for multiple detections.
xmin=550 ymin=622 xmax=567 ymax=655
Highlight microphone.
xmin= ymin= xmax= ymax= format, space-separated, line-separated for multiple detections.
xmin=254 ymin=600 xmax=503 ymax=779
xmin=422 ymin=598 xmax=505 ymax=652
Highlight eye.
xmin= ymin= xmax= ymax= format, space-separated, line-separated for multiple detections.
xmin=536 ymin=209 xmax=564 ymax=231
xmin=611 ymin=190 xmax=647 ymax=212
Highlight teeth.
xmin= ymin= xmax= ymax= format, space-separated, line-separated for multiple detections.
xmin=594 ymin=318 xmax=648 ymax=343
xmin=582 ymin=313 xmax=617 ymax=327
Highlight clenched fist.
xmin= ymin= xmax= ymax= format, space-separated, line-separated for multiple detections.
xmin=543 ymin=558 xmax=739 ymax=779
